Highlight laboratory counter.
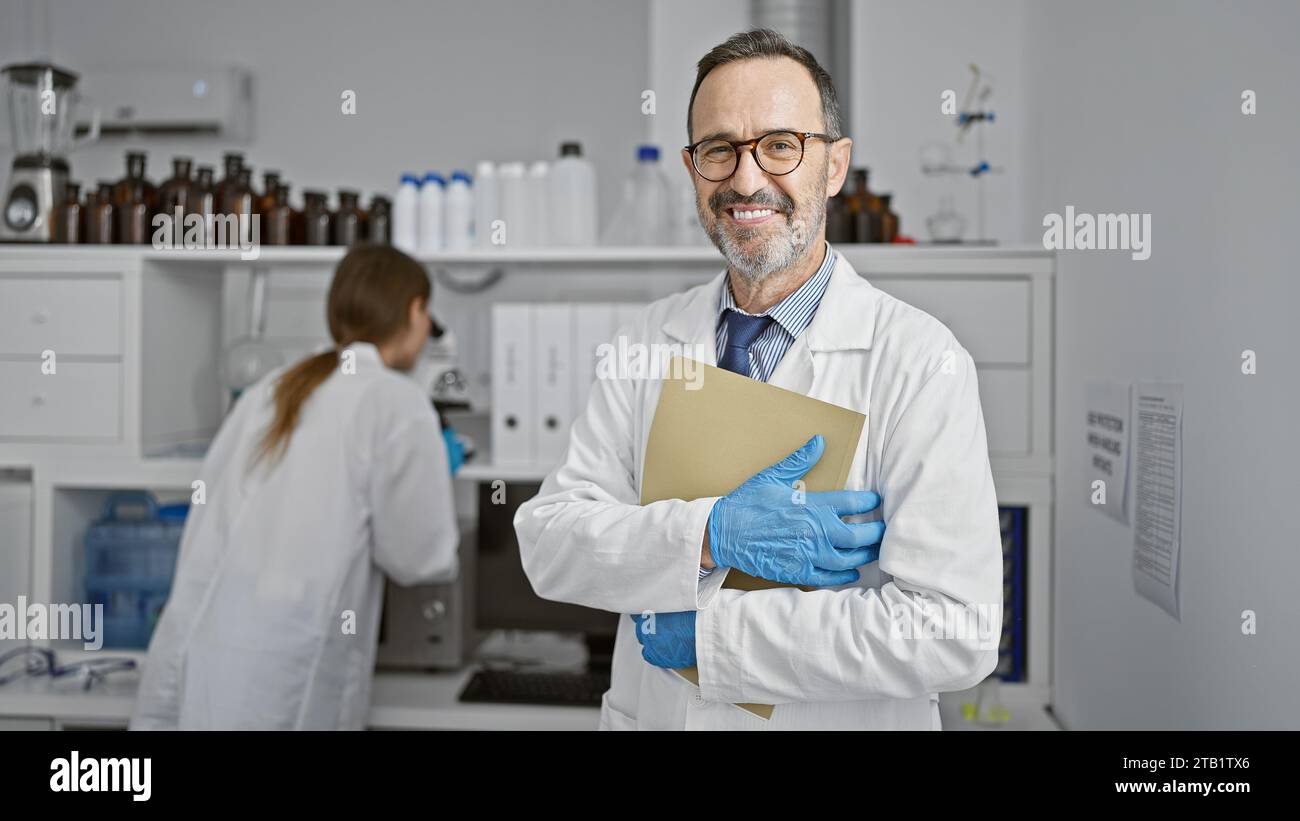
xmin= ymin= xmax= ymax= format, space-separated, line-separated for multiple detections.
xmin=0 ymin=671 xmax=1057 ymax=731
xmin=0 ymin=668 xmax=600 ymax=731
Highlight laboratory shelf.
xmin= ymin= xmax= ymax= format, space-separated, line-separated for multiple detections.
xmin=0 ymin=243 xmax=1056 ymax=270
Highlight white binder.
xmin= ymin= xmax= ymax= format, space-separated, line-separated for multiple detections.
xmin=533 ymin=304 xmax=574 ymax=467
xmin=491 ymin=303 xmax=534 ymax=465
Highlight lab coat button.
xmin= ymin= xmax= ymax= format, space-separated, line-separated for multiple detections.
xmin=693 ymin=693 xmax=705 ymax=706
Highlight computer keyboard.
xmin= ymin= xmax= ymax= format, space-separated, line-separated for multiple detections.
xmin=459 ymin=668 xmax=610 ymax=707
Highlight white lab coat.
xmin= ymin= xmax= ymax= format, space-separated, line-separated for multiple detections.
xmin=131 ymin=342 xmax=458 ymax=730
xmin=514 ymin=251 xmax=1002 ymax=730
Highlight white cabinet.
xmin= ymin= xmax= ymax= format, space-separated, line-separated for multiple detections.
xmin=0 ymin=266 xmax=127 ymax=448
xmin=0 ymin=277 xmax=122 ymax=356
xmin=0 ymin=362 xmax=122 ymax=440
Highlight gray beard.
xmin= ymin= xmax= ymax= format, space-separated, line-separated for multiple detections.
xmin=705 ymin=206 xmax=825 ymax=284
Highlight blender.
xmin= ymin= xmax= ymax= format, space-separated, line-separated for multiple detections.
xmin=0 ymin=63 xmax=99 ymax=242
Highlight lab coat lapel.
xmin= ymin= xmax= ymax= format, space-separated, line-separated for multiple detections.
xmin=769 ymin=253 xmax=876 ymax=394
xmin=661 ymin=269 xmax=724 ymax=367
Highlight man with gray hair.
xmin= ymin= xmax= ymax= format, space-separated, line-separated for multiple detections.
xmin=516 ymin=28 xmax=1002 ymax=730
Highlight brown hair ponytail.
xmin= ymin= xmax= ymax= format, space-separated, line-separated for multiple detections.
xmin=253 ymin=244 xmax=431 ymax=467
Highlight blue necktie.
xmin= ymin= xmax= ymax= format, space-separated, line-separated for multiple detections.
xmin=719 ymin=309 xmax=774 ymax=378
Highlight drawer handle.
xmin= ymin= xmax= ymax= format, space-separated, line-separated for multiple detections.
xmin=31 ymin=393 xmax=47 ymax=407
xmin=31 ymin=308 xmax=50 ymax=325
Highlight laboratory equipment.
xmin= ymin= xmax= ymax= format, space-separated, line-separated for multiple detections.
xmin=0 ymin=62 xmax=100 ymax=242
xmin=393 ymin=173 xmax=420 ymax=253
xmin=84 ymin=181 xmax=115 ymax=243
xmin=83 ymin=492 xmax=186 ymax=650
xmin=462 ymin=480 xmax=617 ymax=705
xmin=919 ymin=64 xmax=1003 ymax=242
xmin=443 ymin=170 xmax=473 ymax=250
xmin=375 ymin=532 xmax=477 ymax=671
xmin=601 ymin=144 xmax=671 ymax=246
xmin=51 ymin=181 xmax=81 ymax=243
xmin=367 ymin=194 xmax=391 ymax=244
xmin=526 ymin=161 xmax=550 ymax=247
xmin=113 ymin=151 xmax=154 ymax=244
xmin=263 ymin=183 xmax=294 ymax=245
xmin=416 ymin=172 xmax=445 ymax=253
xmin=926 ymin=195 xmax=966 ymax=243
xmin=459 ymin=667 xmax=611 ymax=707
xmin=332 ymin=189 xmax=364 ymax=246
xmin=0 ymin=646 xmax=137 ymax=691
xmin=472 ymin=161 xmax=497 ymax=248
xmin=302 ymin=189 xmax=330 ymax=245
xmin=549 ymin=141 xmax=597 ymax=246
xmin=220 ymin=267 xmax=283 ymax=402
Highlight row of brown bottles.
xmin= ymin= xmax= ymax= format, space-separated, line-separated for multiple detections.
xmin=826 ymin=167 xmax=901 ymax=244
xmin=52 ymin=150 xmax=393 ymax=247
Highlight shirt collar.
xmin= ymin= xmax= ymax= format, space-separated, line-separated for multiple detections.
xmin=342 ymin=341 xmax=384 ymax=363
xmin=718 ymin=240 xmax=836 ymax=339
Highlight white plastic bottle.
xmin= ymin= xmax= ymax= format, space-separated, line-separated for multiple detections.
xmin=417 ymin=172 xmax=445 ymax=254
xmin=497 ymin=161 xmax=528 ymax=249
xmin=443 ymin=170 xmax=473 ymax=251
xmin=602 ymin=145 xmax=671 ymax=246
xmin=473 ymin=160 xmax=498 ymax=249
xmin=393 ymin=173 xmax=420 ymax=254
xmin=549 ymin=141 xmax=597 ymax=246
xmin=527 ymin=160 xmax=550 ymax=248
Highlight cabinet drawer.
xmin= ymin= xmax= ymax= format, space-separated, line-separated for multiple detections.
xmin=872 ymin=279 xmax=1030 ymax=365
xmin=0 ymin=277 xmax=122 ymax=356
xmin=977 ymin=367 xmax=1031 ymax=455
xmin=0 ymin=361 xmax=121 ymax=440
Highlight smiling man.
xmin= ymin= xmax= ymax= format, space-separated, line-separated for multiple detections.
xmin=515 ymin=28 xmax=1003 ymax=730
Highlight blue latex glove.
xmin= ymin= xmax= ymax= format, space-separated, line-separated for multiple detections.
xmin=707 ymin=435 xmax=885 ymax=587
xmin=442 ymin=426 xmax=465 ymax=476
xmin=630 ymin=611 xmax=697 ymax=668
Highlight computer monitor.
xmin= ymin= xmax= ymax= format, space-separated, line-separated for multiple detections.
xmin=475 ymin=481 xmax=619 ymax=666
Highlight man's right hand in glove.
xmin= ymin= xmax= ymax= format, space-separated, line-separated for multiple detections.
xmin=704 ymin=435 xmax=885 ymax=587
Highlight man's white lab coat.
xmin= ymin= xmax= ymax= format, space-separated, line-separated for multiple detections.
xmin=514 ymin=251 xmax=1002 ymax=730
xmin=131 ymin=342 xmax=458 ymax=730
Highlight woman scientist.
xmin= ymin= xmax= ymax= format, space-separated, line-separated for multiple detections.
xmin=131 ymin=245 xmax=459 ymax=730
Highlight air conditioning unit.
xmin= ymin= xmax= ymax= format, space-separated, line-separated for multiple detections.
xmin=75 ymin=66 xmax=253 ymax=141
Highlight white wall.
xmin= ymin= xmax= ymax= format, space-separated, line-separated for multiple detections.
xmin=849 ymin=0 xmax=1028 ymax=243
xmin=1023 ymin=0 xmax=1300 ymax=729
xmin=0 ymin=0 xmax=650 ymax=217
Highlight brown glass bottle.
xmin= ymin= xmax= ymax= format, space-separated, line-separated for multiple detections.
xmin=367 ymin=195 xmax=391 ymax=244
xmin=86 ymin=182 xmax=117 ymax=244
xmin=79 ymin=185 xmax=95 ymax=241
xmin=112 ymin=151 xmax=157 ymax=210
xmin=189 ymin=166 xmax=215 ymax=245
xmin=155 ymin=157 xmax=193 ymax=246
xmin=302 ymin=190 xmax=331 ymax=245
xmin=289 ymin=189 xmax=305 ymax=245
xmin=222 ymin=167 xmax=254 ymax=218
xmin=879 ymin=193 xmax=899 ymax=243
xmin=332 ymin=189 xmax=364 ymax=246
xmin=851 ymin=168 xmax=884 ymax=243
xmin=256 ymin=170 xmax=280 ymax=217
xmin=116 ymin=171 xmax=152 ymax=245
xmin=212 ymin=153 xmax=244 ymax=216
xmin=52 ymin=182 xmax=82 ymax=244
xmin=264 ymin=183 xmax=294 ymax=245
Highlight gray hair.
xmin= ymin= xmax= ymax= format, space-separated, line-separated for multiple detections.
xmin=687 ymin=28 xmax=843 ymax=141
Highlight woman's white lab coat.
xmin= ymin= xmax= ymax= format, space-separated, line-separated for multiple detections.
xmin=131 ymin=342 xmax=458 ymax=730
xmin=514 ymin=252 xmax=1003 ymax=730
